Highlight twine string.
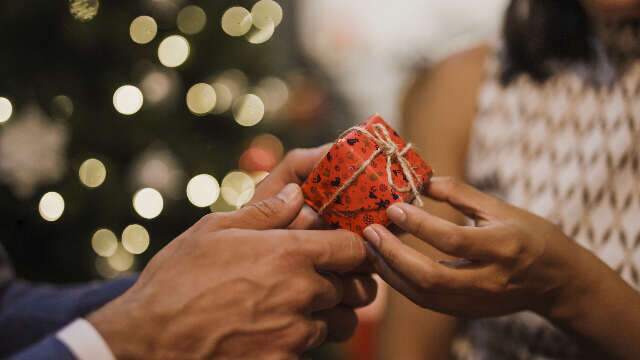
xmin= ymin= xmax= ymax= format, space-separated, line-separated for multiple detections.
xmin=318 ymin=123 xmax=424 ymax=215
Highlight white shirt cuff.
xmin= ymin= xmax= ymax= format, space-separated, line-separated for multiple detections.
xmin=56 ymin=319 xmax=116 ymax=360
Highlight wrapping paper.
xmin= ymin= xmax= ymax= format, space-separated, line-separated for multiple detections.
xmin=302 ymin=115 xmax=433 ymax=235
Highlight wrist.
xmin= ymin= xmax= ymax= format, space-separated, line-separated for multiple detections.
xmin=87 ymin=295 xmax=153 ymax=359
xmin=545 ymin=244 xmax=611 ymax=326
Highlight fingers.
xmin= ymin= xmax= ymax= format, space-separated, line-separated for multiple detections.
xmin=203 ymin=184 xmax=304 ymax=232
xmin=363 ymin=224 xmax=484 ymax=292
xmin=386 ymin=203 xmax=502 ymax=259
xmin=289 ymin=230 xmax=367 ymax=273
xmin=288 ymin=205 xmax=324 ymax=230
xmin=313 ymin=306 xmax=359 ymax=342
xmin=339 ymin=275 xmax=378 ymax=308
xmin=251 ymin=145 xmax=331 ymax=204
xmin=425 ymin=177 xmax=502 ymax=220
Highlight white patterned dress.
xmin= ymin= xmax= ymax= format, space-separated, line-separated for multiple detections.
xmin=455 ymin=21 xmax=640 ymax=359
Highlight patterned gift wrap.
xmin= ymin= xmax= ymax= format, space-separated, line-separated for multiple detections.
xmin=301 ymin=115 xmax=433 ymax=235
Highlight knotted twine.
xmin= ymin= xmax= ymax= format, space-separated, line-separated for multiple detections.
xmin=318 ymin=123 xmax=424 ymax=215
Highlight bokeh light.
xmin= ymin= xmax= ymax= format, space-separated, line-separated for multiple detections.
xmin=221 ymin=171 xmax=255 ymax=208
xmin=158 ymin=35 xmax=190 ymax=68
xmin=69 ymin=0 xmax=99 ymax=22
xmin=245 ymin=20 xmax=275 ymax=44
xmin=251 ymin=133 xmax=285 ymax=160
xmin=186 ymin=83 xmax=217 ymax=115
xmin=133 ymin=187 xmax=164 ymax=219
xmin=130 ymin=16 xmax=158 ymax=44
xmin=113 ymin=85 xmax=144 ymax=115
xmin=210 ymin=83 xmax=233 ymax=114
xmin=79 ymin=158 xmax=107 ymax=188
xmin=251 ymin=0 xmax=283 ymax=29
xmin=177 ymin=5 xmax=207 ymax=35
xmin=221 ymin=7 xmax=253 ymax=37
xmin=122 ymin=224 xmax=150 ymax=255
xmin=140 ymin=69 xmax=174 ymax=104
xmin=256 ymin=77 xmax=289 ymax=115
xmin=210 ymin=196 xmax=236 ymax=213
xmin=186 ymin=174 xmax=220 ymax=208
xmin=91 ymin=229 xmax=118 ymax=257
xmin=39 ymin=192 xmax=65 ymax=222
xmin=0 ymin=97 xmax=12 ymax=123
xmin=106 ymin=244 xmax=135 ymax=272
xmin=50 ymin=95 xmax=74 ymax=120
xmin=233 ymin=94 xmax=265 ymax=127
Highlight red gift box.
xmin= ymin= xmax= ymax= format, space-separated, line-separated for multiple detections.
xmin=301 ymin=115 xmax=433 ymax=235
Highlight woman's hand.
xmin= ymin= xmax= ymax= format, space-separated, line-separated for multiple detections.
xmin=363 ymin=177 xmax=599 ymax=318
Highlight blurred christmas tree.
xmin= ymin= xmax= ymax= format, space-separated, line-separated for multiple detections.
xmin=0 ymin=0 xmax=351 ymax=283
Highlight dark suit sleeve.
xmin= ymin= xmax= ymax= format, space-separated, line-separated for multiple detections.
xmin=0 ymin=276 xmax=137 ymax=358
xmin=9 ymin=335 xmax=75 ymax=360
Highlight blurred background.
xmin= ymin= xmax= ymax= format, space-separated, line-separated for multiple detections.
xmin=0 ymin=0 xmax=506 ymax=358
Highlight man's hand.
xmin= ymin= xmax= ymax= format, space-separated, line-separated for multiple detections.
xmin=250 ymin=145 xmax=331 ymax=230
xmin=88 ymin=183 xmax=376 ymax=359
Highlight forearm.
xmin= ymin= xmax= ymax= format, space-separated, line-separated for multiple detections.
xmin=550 ymin=247 xmax=640 ymax=359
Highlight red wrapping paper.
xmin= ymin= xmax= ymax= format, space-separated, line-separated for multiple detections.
xmin=301 ymin=115 xmax=433 ymax=235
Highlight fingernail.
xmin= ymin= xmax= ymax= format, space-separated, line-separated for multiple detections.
xmin=277 ymin=183 xmax=300 ymax=203
xmin=363 ymin=226 xmax=381 ymax=248
xmin=387 ymin=205 xmax=406 ymax=223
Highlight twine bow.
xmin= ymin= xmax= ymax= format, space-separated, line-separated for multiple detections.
xmin=318 ymin=123 xmax=424 ymax=215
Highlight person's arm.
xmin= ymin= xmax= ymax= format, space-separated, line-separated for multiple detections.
xmin=378 ymin=45 xmax=488 ymax=359
xmin=0 ymin=277 xmax=136 ymax=357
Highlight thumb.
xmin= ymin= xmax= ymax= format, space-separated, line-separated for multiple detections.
xmin=208 ymin=183 xmax=305 ymax=231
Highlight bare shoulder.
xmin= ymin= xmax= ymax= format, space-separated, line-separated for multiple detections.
xmin=402 ymin=44 xmax=491 ymax=176
xmin=408 ymin=44 xmax=490 ymax=105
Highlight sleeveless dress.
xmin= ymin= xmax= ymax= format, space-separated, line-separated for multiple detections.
xmin=456 ymin=21 xmax=640 ymax=359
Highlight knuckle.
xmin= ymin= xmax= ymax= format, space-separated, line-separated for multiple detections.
xmin=444 ymin=232 xmax=466 ymax=254
xmin=284 ymin=148 xmax=305 ymax=164
xmin=442 ymin=176 xmax=461 ymax=192
xmin=249 ymin=198 xmax=283 ymax=219
xmin=415 ymin=269 xmax=436 ymax=289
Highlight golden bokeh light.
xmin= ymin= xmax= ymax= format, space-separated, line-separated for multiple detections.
xmin=177 ymin=5 xmax=207 ymax=35
xmin=79 ymin=158 xmax=107 ymax=188
xmin=158 ymin=35 xmax=190 ymax=68
xmin=91 ymin=229 xmax=118 ymax=257
xmin=245 ymin=20 xmax=275 ymax=45
xmin=0 ymin=97 xmax=12 ymax=123
xmin=95 ymin=257 xmax=119 ymax=279
xmin=122 ymin=224 xmax=150 ymax=255
xmin=210 ymin=82 xmax=233 ymax=114
xmin=221 ymin=171 xmax=255 ymax=208
xmin=51 ymin=95 xmax=74 ymax=120
xmin=69 ymin=0 xmax=99 ymax=22
xmin=133 ymin=188 xmax=164 ymax=219
xmin=210 ymin=196 xmax=236 ymax=213
xmin=39 ymin=192 xmax=65 ymax=222
xmin=251 ymin=0 xmax=283 ymax=29
xmin=233 ymin=94 xmax=265 ymax=127
xmin=187 ymin=174 xmax=220 ymax=208
xmin=221 ymin=7 xmax=253 ymax=37
xmin=107 ymin=244 xmax=135 ymax=272
xmin=130 ymin=16 xmax=158 ymax=45
xmin=113 ymin=85 xmax=144 ymax=115
xmin=186 ymin=83 xmax=217 ymax=115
